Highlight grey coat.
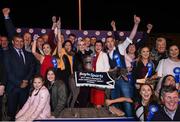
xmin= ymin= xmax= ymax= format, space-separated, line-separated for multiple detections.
xmin=48 ymin=80 xmax=67 ymax=117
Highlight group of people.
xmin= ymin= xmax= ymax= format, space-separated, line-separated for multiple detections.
xmin=0 ymin=7 xmax=180 ymax=121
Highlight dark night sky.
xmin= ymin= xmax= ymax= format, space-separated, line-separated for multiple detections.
xmin=0 ymin=0 xmax=180 ymax=34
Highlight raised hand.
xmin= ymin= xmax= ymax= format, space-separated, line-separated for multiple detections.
xmin=2 ymin=8 xmax=10 ymax=17
xmin=52 ymin=16 xmax=57 ymax=30
xmin=111 ymin=20 xmax=116 ymax=28
xmin=147 ymin=23 xmax=153 ymax=30
xmin=57 ymin=17 xmax=61 ymax=29
xmin=52 ymin=16 xmax=57 ymax=23
xmin=146 ymin=23 xmax=153 ymax=34
xmin=134 ymin=15 xmax=141 ymax=24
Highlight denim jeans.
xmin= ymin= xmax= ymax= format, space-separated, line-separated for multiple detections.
xmin=111 ymin=79 xmax=134 ymax=117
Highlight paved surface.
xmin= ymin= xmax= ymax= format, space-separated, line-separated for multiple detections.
xmin=59 ymin=107 xmax=118 ymax=118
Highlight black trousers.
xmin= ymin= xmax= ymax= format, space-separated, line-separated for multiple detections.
xmin=7 ymin=87 xmax=29 ymax=120
xmin=0 ymin=96 xmax=2 ymax=120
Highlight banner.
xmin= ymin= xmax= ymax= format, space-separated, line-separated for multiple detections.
xmin=16 ymin=28 xmax=143 ymax=42
xmin=75 ymin=72 xmax=115 ymax=89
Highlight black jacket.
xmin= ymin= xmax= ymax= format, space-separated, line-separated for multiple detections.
xmin=152 ymin=105 xmax=180 ymax=121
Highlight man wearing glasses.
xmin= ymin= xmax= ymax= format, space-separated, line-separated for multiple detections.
xmin=152 ymin=86 xmax=180 ymax=120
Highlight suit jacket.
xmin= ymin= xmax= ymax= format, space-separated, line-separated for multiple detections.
xmin=152 ymin=105 xmax=180 ymax=121
xmin=3 ymin=47 xmax=35 ymax=93
xmin=0 ymin=47 xmax=5 ymax=86
xmin=4 ymin=17 xmax=16 ymax=44
xmin=15 ymin=86 xmax=52 ymax=120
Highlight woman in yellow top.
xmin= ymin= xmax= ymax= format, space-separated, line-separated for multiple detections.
xmin=52 ymin=18 xmax=74 ymax=95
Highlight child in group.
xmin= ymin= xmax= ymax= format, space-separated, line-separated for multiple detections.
xmin=16 ymin=75 xmax=53 ymax=121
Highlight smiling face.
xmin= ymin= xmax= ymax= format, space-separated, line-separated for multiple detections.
xmin=106 ymin=37 xmax=115 ymax=51
xmin=162 ymin=91 xmax=179 ymax=111
xmin=84 ymin=37 xmax=91 ymax=47
xmin=42 ymin=43 xmax=51 ymax=55
xmin=42 ymin=34 xmax=49 ymax=42
xmin=33 ymin=77 xmax=44 ymax=90
xmin=47 ymin=70 xmax=55 ymax=82
xmin=164 ymin=75 xmax=176 ymax=87
xmin=13 ymin=36 xmax=24 ymax=49
xmin=156 ymin=38 xmax=166 ymax=53
xmin=64 ymin=41 xmax=72 ymax=53
xmin=169 ymin=45 xmax=179 ymax=59
xmin=0 ymin=36 xmax=8 ymax=48
xmin=95 ymin=42 xmax=103 ymax=54
xmin=140 ymin=84 xmax=153 ymax=102
xmin=128 ymin=44 xmax=136 ymax=54
xmin=140 ymin=47 xmax=150 ymax=60
xmin=37 ymin=37 xmax=44 ymax=49
xmin=23 ymin=32 xmax=32 ymax=46
xmin=77 ymin=40 xmax=85 ymax=52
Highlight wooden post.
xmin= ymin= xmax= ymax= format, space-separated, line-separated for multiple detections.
xmin=78 ymin=0 xmax=82 ymax=30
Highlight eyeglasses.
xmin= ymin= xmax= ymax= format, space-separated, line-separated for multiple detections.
xmin=84 ymin=61 xmax=92 ymax=64
xmin=164 ymin=96 xmax=179 ymax=102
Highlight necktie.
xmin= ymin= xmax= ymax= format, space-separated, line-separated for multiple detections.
xmin=18 ymin=49 xmax=25 ymax=64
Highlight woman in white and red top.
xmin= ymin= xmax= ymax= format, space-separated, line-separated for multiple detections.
xmin=90 ymin=40 xmax=110 ymax=108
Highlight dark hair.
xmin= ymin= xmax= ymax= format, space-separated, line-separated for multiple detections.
xmin=95 ymin=40 xmax=103 ymax=46
xmin=23 ymin=32 xmax=32 ymax=37
xmin=44 ymin=67 xmax=57 ymax=87
xmin=139 ymin=83 xmax=157 ymax=117
xmin=68 ymin=33 xmax=76 ymax=38
xmin=42 ymin=42 xmax=52 ymax=54
xmin=126 ymin=43 xmax=138 ymax=57
xmin=105 ymin=35 xmax=114 ymax=40
xmin=161 ymin=75 xmax=176 ymax=87
xmin=29 ymin=74 xmax=44 ymax=96
xmin=42 ymin=42 xmax=51 ymax=49
xmin=62 ymin=40 xmax=73 ymax=48
xmin=160 ymin=85 xmax=178 ymax=100
xmin=168 ymin=44 xmax=180 ymax=59
xmin=140 ymin=83 xmax=154 ymax=92
xmin=13 ymin=34 xmax=23 ymax=40
xmin=137 ymin=46 xmax=152 ymax=62
xmin=139 ymin=83 xmax=155 ymax=103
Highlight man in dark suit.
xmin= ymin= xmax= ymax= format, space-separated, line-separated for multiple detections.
xmin=152 ymin=86 xmax=180 ymax=121
xmin=3 ymin=34 xmax=35 ymax=120
xmin=0 ymin=45 xmax=5 ymax=120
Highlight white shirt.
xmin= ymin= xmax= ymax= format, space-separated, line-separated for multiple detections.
xmin=108 ymin=37 xmax=132 ymax=60
xmin=14 ymin=48 xmax=26 ymax=64
xmin=156 ymin=58 xmax=180 ymax=77
xmin=164 ymin=106 xmax=176 ymax=120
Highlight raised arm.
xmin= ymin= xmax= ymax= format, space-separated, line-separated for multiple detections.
xmin=136 ymin=23 xmax=153 ymax=49
xmin=128 ymin=15 xmax=141 ymax=40
xmin=111 ymin=20 xmax=117 ymax=31
xmin=111 ymin=20 xmax=121 ymax=42
xmin=48 ymin=16 xmax=57 ymax=52
xmin=2 ymin=8 xmax=16 ymax=43
xmin=118 ymin=15 xmax=140 ymax=55
xmin=51 ymin=16 xmax=57 ymax=30
xmin=56 ymin=17 xmax=63 ymax=55
xmin=32 ymin=40 xmax=44 ymax=64
xmin=146 ymin=24 xmax=153 ymax=34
